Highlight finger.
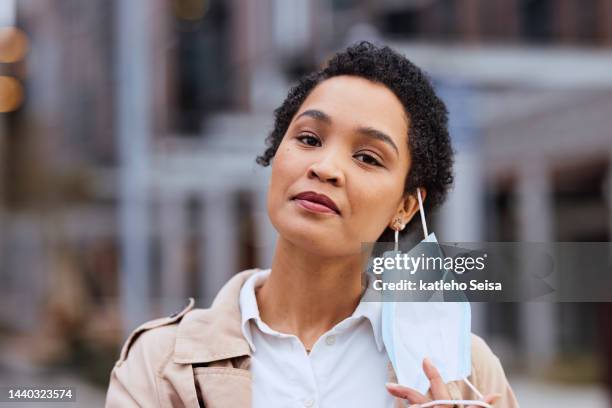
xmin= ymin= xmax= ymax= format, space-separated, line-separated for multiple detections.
xmin=422 ymin=358 xmax=452 ymax=403
xmin=386 ymin=383 xmax=429 ymax=404
xmin=485 ymin=393 xmax=502 ymax=404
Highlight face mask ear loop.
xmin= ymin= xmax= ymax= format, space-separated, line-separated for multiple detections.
xmin=417 ymin=187 xmax=428 ymax=240
xmin=462 ymin=377 xmax=485 ymax=399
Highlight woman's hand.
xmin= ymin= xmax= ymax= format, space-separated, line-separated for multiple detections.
xmin=385 ymin=358 xmax=501 ymax=408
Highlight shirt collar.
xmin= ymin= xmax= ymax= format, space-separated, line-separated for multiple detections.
xmin=353 ymin=285 xmax=384 ymax=352
xmin=238 ymin=269 xmax=384 ymax=353
xmin=239 ymin=268 xmax=271 ymax=351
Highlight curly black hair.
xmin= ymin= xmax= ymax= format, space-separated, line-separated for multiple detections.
xmin=256 ymin=41 xmax=454 ymax=241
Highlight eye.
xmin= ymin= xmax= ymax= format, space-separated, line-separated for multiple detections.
xmin=354 ymin=152 xmax=382 ymax=167
xmin=296 ymin=133 xmax=321 ymax=147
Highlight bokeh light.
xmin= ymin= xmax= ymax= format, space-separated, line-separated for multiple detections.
xmin=0 ymin=75 xmax=24 ymax=112
xmin=0 ymin=26 xmax=29 ymax=63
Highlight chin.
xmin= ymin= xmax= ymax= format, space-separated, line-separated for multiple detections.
xmin=270 ymin=204 xmax=357 ymax=256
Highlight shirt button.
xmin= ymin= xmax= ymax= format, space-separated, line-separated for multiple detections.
xmin=325 ymin=335 xmax=336 ymax=345
xmin=304 ymin=397 xmax=315 ymax=407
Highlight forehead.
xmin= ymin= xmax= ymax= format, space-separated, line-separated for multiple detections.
xmin=296 ymin=75 xmax=409 ymax=137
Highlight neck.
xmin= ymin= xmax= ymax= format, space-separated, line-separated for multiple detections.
xmin=256 ymin=236 xmax=366 ymax=350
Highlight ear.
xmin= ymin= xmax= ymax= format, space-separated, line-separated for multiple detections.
xmin=388 ymin=188 xmax=427 ymax=230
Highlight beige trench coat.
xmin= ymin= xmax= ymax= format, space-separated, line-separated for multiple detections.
xmin=105 ymin=269 xmax=519 ymax=407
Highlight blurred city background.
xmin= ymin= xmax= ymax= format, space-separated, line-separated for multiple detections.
xmin=1 ymin=0 xmax=612 ymax=406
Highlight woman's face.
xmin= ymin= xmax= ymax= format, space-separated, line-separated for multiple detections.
xmin=267 ymin=75 xmax=414 ymax=257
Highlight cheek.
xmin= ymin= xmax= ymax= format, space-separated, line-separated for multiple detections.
xmin=268 ymin=144 xmax=302 ymax=207
xmin=348 ymin=177 xmax=402 ymax=235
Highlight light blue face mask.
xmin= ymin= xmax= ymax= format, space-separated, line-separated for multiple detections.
xmin=381 ymin=188 xmax=491 ymax=408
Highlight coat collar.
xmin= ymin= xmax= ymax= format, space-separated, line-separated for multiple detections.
xmin=173 ymin=269 xmax=260 ymax=364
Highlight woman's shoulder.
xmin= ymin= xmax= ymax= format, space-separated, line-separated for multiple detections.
xmin=470 ymin=333 xmax=500 ymax=367
xmin=114 ymin=298 xmax=197 ymax=369
xmin=106 ymin=299 xmax=213 ymax=407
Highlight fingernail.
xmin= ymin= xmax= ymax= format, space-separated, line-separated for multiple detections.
xmin=385 ymin=382 xmax=399 ymax=388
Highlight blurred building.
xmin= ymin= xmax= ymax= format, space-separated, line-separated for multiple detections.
xmin=0 ymin=0 xmax=611 ymax=392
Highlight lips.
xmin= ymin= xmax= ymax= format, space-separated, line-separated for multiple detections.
xmin=292 ymin=191 xmax=341 ymax=215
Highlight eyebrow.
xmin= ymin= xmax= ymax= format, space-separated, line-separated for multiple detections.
xmin=355 ymin=126 xmax=399 ymax=157
xmin=296 ymin=109 xmax=332 ymax=124
xmin=295 ymin=109 xmax=400 ymax=157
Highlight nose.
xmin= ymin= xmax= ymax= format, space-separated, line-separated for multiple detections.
xmin=307 ymin=151 xmax=345 ymax=186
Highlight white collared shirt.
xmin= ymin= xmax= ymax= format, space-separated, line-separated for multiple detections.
xmin=239 ymin=269 xmax=395 ymax=408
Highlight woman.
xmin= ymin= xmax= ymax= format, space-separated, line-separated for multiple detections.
xmin=106 ymin=42 xmax=518 ymax=407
